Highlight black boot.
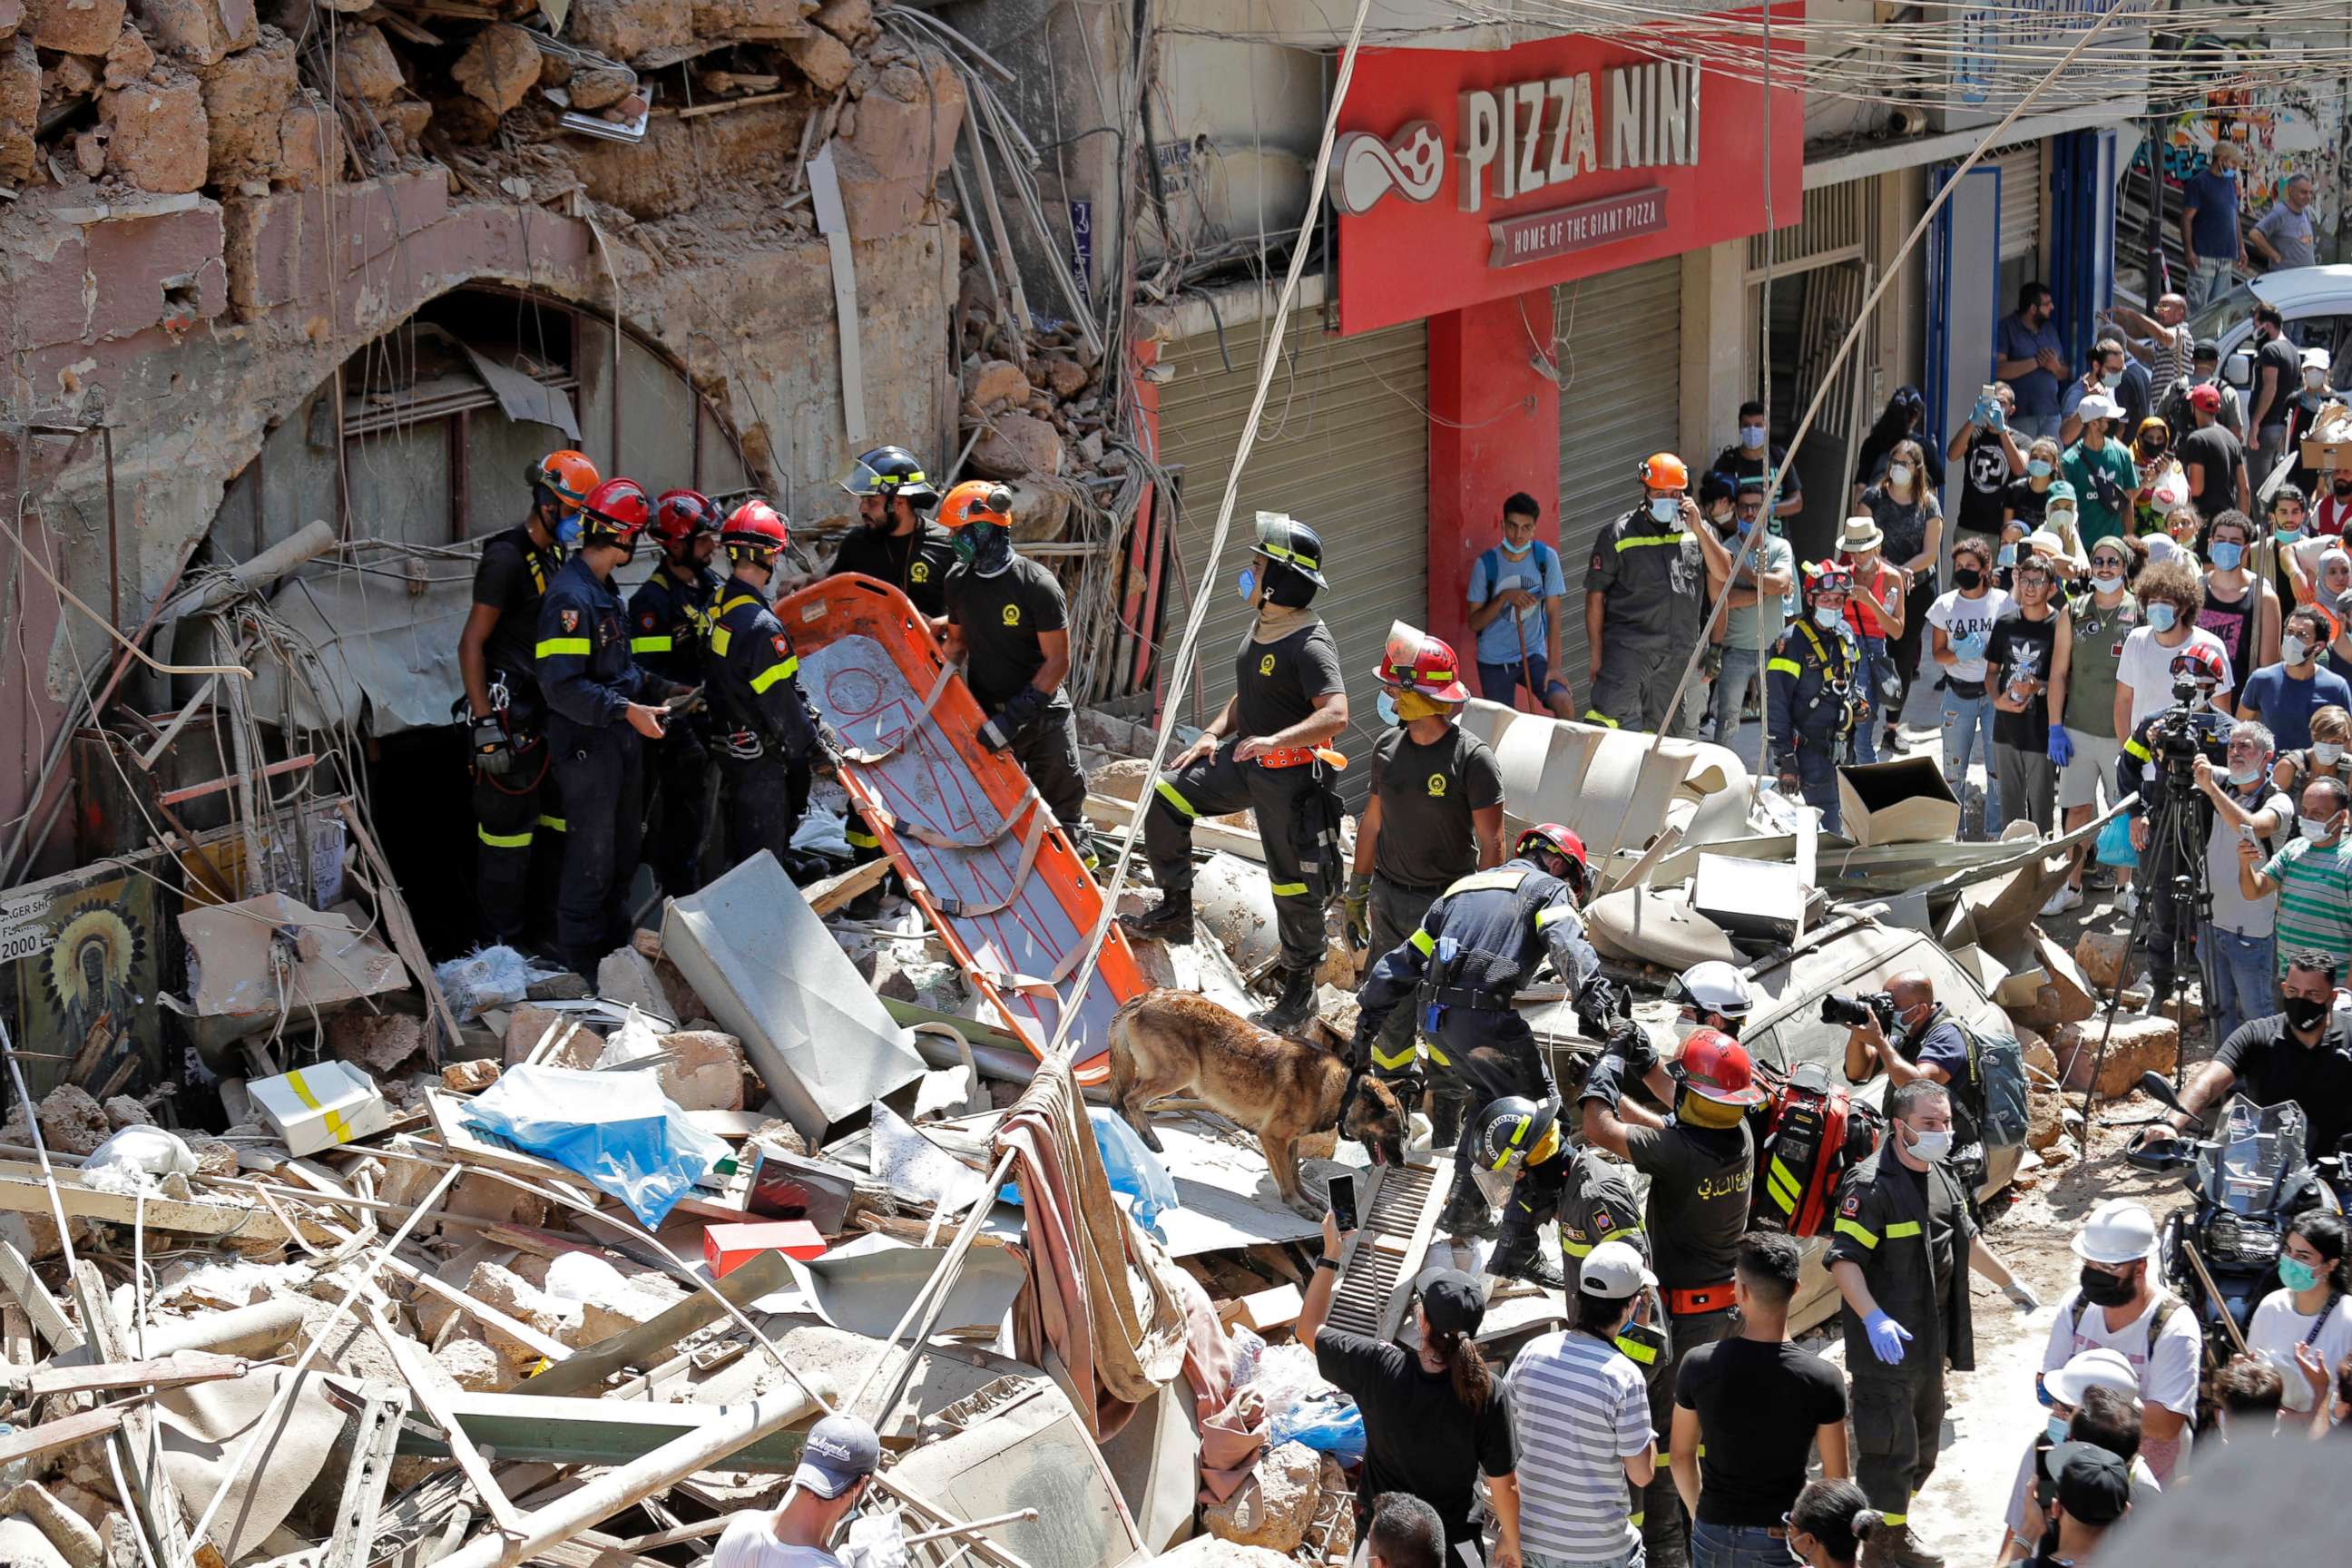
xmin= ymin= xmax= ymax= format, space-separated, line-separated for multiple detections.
xmin=1437 ymin=1181 xmax=1497 ymax=1241
xmin=1254 ymin=965 xmax=1318 ymax=1034
xmin=1121 ymin=888 xmax=1194 ymax=942
xmin=1488 ymin=1226 xmax=1566 ymax=1290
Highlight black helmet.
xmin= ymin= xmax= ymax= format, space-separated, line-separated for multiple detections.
xmin=1252 ymin=511 xmax=1328 ymax=593
xmin=1471 ymin=1095 xmax=1561 ymax=1172
xmin=837 ymin=445 xmax=939 ymax=504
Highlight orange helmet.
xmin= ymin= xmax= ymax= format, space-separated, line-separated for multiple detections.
xmin=652 ymin=487 xmax=720 ymax=544
xmin=721 ymin=500 xmax=789 ymax=564
xmin=937 ymin=480 xmax=1014 ymax=531
xmin=577 ymin=477 xmax=652 ymax=546
xmin=1677 ymin=1027 xmax=1768 ymax=1108
xmin=1637 ymin=452 xmax=1690 ymax=491
xmin=1375 ymin=621 xmax=1470 ymax=703
xmin=527 ymin=450 xmax=600 ymax=515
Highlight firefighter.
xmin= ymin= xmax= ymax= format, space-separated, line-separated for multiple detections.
xmin=1828 ymin=1079 xmax=2038 ymax=1568
xmin=461 ymin=448 xmax=595 ymax=947
xmin=705 ymin=500 xmax=830 ymax=881
xmin=1346 ymin=824 xmax=1622 ymax=1288
xmin=1769 ymin=562 xmax=1865 ymax=832
xmin=1579 ymin=1007 xmax=1764 ymax=1568
xmin=831 ymin=445 xmax=955 ymax=619
xmin=936 ymin=481 xmax=1094 ymax=868
xmin=627 ymin=488 xmax=724 ymax=899
xmin=1126 ymin=514 xmax=1349 ymax=1032
xmin=1584 ymin=453 xmax=1733 ymax=735
xmin=535 ymin=477 xmax=674 ymax=975
xmin=1557 ymin=1129 xmax=1673 ymax=1396
xmin=1345 ymin=622 xmax=1506 ymax=1142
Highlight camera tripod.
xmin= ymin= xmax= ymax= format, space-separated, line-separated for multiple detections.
xmin=2076 ymin=746 xmax=2220 ymax=1145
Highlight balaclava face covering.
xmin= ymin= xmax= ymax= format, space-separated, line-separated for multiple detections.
xmin=954 ymin=518 xmax=1014 ymax=576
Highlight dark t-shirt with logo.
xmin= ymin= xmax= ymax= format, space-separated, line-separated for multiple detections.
xmin=831 ymin=520 xmax=957 ymax=619
xmin=1370 ymin=723 xmax=1505 ymax=890
xmin=1234 ymin=622 xmax=1348 ymax=740
xmin=944 ymin=556 xmax=1067 ymax=710
xmin=1957 ymin=431 xmax=2014 ymax=538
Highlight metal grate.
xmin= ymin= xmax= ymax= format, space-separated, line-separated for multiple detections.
xmin=1329 ymin=1156 xmax=1453 ymax=1340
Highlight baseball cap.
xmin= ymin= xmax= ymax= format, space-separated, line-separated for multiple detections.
xmin=1578 ymin=1240 xmax=1658 ymax=1301
xmin=1416 ymin=1268 xmax=1487 ymax=1335
xmin=2072 ymin=1199 xmax=2158 ymax=1265
xmin=2188 ymin=382 xmax=2222 ymax=411
xmin=2048 ymin=1348 xmax=2143 ymax=1409
xmin=2076 ymin=392 xmax=2124 ymax=423
xmin=792 ymin=1414 xmax=880 ymax=1499
xmin=2043 ymin=1441 xmax=2132 ymax=1527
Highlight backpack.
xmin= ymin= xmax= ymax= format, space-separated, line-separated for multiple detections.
xmin=1970 ymin=1023 xmax=2033 ymax=1150
xmin=1750 ymin=1061 xmax=1881 ymax=1238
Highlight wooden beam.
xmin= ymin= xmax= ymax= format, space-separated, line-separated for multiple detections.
xmin=0 ymin=1236 xmax=80 ymax=1352
xmin=0 ymin=1158 xmax=338 ymax=1248
xmin=21 ymin=1352 xmax=249 ymax=1399
xmin=0 ymin=1404 xmax=127 ymax=1465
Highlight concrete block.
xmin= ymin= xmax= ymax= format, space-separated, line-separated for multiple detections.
xmin=36 ymin=1084 xmax=110 ymax=1156
xmin=273 ymin=90 xmax=343 ymax=189
xmin=433 ymin=1334 xmax=506 ymax=1392
xmin=2073 ymin=929 xmax=2128 ymax=994
xmin=334 ymin=22 xmax=403 ymax=102
xmin=132 ymin=0 xmax=257 ymax=66
xmin=693 ymin=0 xmax=813 ymax=42
xmin=331 ymin=1010 xmax=426 ymax=1074
xmin=1202 ymin=1441 xmax=1320 ymax=1554
xmin=452 ymin=21 xmax=539 ymax=115
xmin=103 ymin=72 xmax=210 ymax=194
xmin=102 ymin=21 xmax=152 ymax=88
xmin=568 ymin=0 xmax=691 ymax=63
xmin=27 ymin=0 xmax=126 ymax=56
xmin=221 ymin=166 xmax=449 ymax=316
xmin=595 ymin=944 xmax=671 ymax=1018
xmin=71 ymin=196 xmax=228 ymax=341
xmin=2057 ymin=1014 xmax=2180 ymax=1099
xmin=195 ymin=23 xmax=294 ymax=181
xmin=504 ymin=1001 xmax=604 ymax=1068
xmin=566 ymin=64 xmax=633 ymax=111
xmin=813 ymin=0 xmax=870 ymax=43
xmin=0 ymin=0 xmax=19 ymax=40
xmin=784 ymin=26 xmax=853 ymax=93
xmin=0 ymin=37 xmax=34 ymax=187
xmin=967 ymin=411 xmax=1063 ymax=479
xmin=962 ymin=358 xmax=1029 ymax=414
xmin=654 ymin=1029 xmax=747 ymax=1112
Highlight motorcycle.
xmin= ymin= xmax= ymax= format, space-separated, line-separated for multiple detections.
xmin=2124 ymin=1072 xmax=2344 ymax=1377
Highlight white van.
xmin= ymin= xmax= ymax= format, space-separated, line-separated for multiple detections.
xmin=2186 ymin=263 xmax=2352 ymax=393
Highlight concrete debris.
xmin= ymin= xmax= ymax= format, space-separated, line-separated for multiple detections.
xmin=440 ymin=1057 xmax=501 ymax=1093
xmin=332 ymin=1009 xmax=428 ymax=1074
xmin=2056 ymin=1014 xmax=2181 ymax=1099
xmin=102 ymin=70 xmax=208 ymax=193
xmin=334 ymin=22 xmax=404 ymax=103
xmin=1202 ymin=1439 xmax=1322 ymax=1553
xmin=966 ymin=409 xmax=1063 ymax=479
xmin=102 ymin=21 xmax=153 ymax=90
xmin=35 ymin=1084 xmax=110 ymax=1156
xmin=26 ymin=0 xmax=126 ymax=57
xmin=133 ymin=0 xmax=257 ymax=67
xmin=451 ymin=23 xmax=539 ymax=115
xmin=784 ymin=24 xmax=854 ymax=92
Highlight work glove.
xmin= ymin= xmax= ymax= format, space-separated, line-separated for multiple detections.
xmin=977 ymin=687 xmax=1047 ymax=751
xmin=1343 ymin=873 xmax=1372 ymax=953
xmin=2048 ymin=724 xmax=2074 ymax=768
xmin=1863 ymin=1308 xmax=1913 ymax=1366
xmin=1575 ymin=975 xmax=1622 ymax=1039
xmin=1605 ymin=1018 xmax=1658 ymax=1076
xmin=2004 ymin=1280 xmax=2043 ymax=1313
xmin=1346 ymin=1017 xmax=1375 ymax=1077
xmin=470 ymin=717 xmax=514 ymax=777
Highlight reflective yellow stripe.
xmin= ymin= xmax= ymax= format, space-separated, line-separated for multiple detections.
xmin=1446 ymin=868 xmax=1528 ymax=896
xmin=535 ymin=637 xmax=592 ymax=657
xmin=1408 ymin=928 xmax=1436 ymax=956
xmin=1613 ymin=1334 xmax=1659 ymax=1365
xmin=631 ymin=634 xmax=674 ymax=653
xmin=1583 ymin=710 xmax=1620 ymax=728
xmin=477 ymin=826 xmax=533 ymax=849
xmin=1534 ymin=905 xmax=1574 ymax=928
xmin=1630 ymin=1513 xmax=1645 ymax=1529
xmin=1884 ymin=1220 xmax=1923 ymax=1238
xmin=1880 ymin=1514 xmax=1906 ymax=1527
xmin=539 ymin=815 xmax=568 ymax=832
xmin=1269 ymin=881 xmax=1309 ymax=897
xmin=1421 ymin=1040 xmax=1451 ymax=1067
xmin=749 ymin=657 xmax=799 ymax=693
xmin=1371 ymin=1044 xmax=1419 ymax=1070
xmin=719 ymin=594 xmax=760 ymax=616
xmin=285 ymin=1070 xmax=353 ymax=1145
xmin=1767 ymin=657 xmax=1803 ymax=676
xmin=1563 ymin=1238 xmax=1594 ymax=1257
xmin=1615 ymin=534 xmax=1684 ymax=552
xmin=2123 ymin=737 xmax=2151 ymax=760
xmin=1152 ymin=779 xmax=1198 ymax=818
xmin=1834 ymin=1217 xmax=1879 ymax=1249
xmin=846 ymin=828 xmax=880 ymax=848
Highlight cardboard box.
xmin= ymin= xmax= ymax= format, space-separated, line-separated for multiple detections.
xmin=703 ymin=1220 xmax=828 ymax=1278
xmin=249 ymin=1061 xmax=391 ymax=1156
xmin=1691 ymin=853 xmax=1808 ymax=945
xmin=1835 ymin=757 xmax=1960 ymax=848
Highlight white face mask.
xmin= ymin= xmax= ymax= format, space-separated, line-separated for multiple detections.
xmin=2284 ymin=634 xmax=2311 ymax=665
xmin=2302 ymin=814 xmax=2345 ymax=841
xmin=2316 ymin=741 xmax=2347 ymax=766
xmin=2100 ymin=370 xmax=2123 ymax=390
xmin=1887 ymin=465 xmax=1914 ymax=489
xmin=2092 ymin=570 xmax=2124 ymax=593
xmin=1906 ymin=1125 xmax=1953 ymax=1164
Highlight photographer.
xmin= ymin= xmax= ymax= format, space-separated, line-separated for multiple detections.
xmin=2116 ymin=644 xmax=2237 ymax=1003
xmin=2136 ymin=951 xmax=2352 ymax=1169
xmin=2189 ymin=723 xmax=2295 ymax=1047
xmin=1841 ymin=971 xmax=2000 ymax=1192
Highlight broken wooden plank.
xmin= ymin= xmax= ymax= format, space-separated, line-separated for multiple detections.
xmin=1083 ymin=790 xmax=1265 ymax=862
xmin=0 ymin=1235 xmax=80 ymax=1352
xmin=512 ymin=1247 xmax=795 ymax=1399
xmin=0 ymin=1404 xmax=128 ymax=1465
xmin=20 ymin=1352 xmax=249 ymax=1399
xmin=318 ymin=1382 xmax=410 ymax=1568
xmin=0 ymin=1158 xmax=339 ymax=1247
xmin=70 ymin=1261 xmax=197 ymax=1568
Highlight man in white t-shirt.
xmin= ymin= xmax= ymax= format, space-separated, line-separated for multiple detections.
xmin=712 ymin=1415 xmax=880 ymax=1568
xmin=2037 ymin=1201 xmax=2200 ymax=1483
xmin=1927 ymin=535 xmax=2014 ymax=838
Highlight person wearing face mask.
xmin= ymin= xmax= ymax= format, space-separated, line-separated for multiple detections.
xmin=2036 ymin=1202 xmax=2200 ymax=1483
xmin=1949 ymin=381 xmax=2025 ymax=550
xmin=1996 ymin=285 xmax=2069 ymax=441
xmin=2288 ymin=347 xmax=2335 ymax=436
xmin=1827 ymin=1080 xmax=2037 ymax=1568
xmin=1709 ymin=475 xmax=1798 ymax=747
xmin=2248 ymin=302 xmax=2301 ymax=489
xmin=2272 ymin=701 xmax=2349 ymax=802
xmin=2044 ymin=539 xmax=2142 ymax=915
xmin=2247 ymin=1211 xmax=2352 ymax=1420
xmin=1854 ymin=387 xmax=1946 ymax=506
xmin=462 ymin=447 xmax=598 ymax=949
xmin=534 ymin=477 xmax=680 ymax=974
xmin=1130 ymin=514 xmax=1348 ymax=1031
xmin=1999 ymin=1371 xmax=2160 ymax=1566
xmin=2058 ymin=394 xmax=2141 ymax=549
xmin=2187 ymin=724 xmax=2295 ymax=1046
xmin=1862 ymin=440 xmax=1946 ymax=754
xmin=1468 ymin=492 xmax=1577 ymax=718
xmin=2175 ymin=381 xmax=2252 ymax=522
xmin=2239 ymin=604 xmax=2351 ymax=752
xmin=1504 ymin=1242 xmax=1658 ymax=1568
xmin=1839 ymin=515 xmax=1908 ymax=764
xmin=1585 ymin=453 xmax=1733 ymax=735
xmin=2239 ymin=781 xmax=2352 ymax=971
xmin=702 ymin=502 xmax=830 ymax=887
xmin=1768 ymin=564 xmax=1865 ymax=830
xmin=2000 ymin=438 xmax=2062 ymax=546
xmin=2060 ymin=338 xmax=2148 ymax=448
xmin=1842 ymin=970 xmax=2018 ymax=1204
xmin=2117 ymin=644 xmax=2235 ymax=991
xmin=1784 ymin=1479 xmax=1880 ymax=1568
xmin=2266 ymin=485 xmax=2314 ymax=610
xmin=1927 ymin=538 xmax=2012 ymax=838
xmin=628 ymin=489 xmax=724 ymax=900
xmin=710 ymin=1413 xmax=879 ymax=1568
xmin=1985 ymin=556 xmax=2072 ymax=833
xmin=2140 ymin=951 xmax=2352 ymax=1171
xmin=2125 ymin=417 xmax=2183 ymax=542
xmin=2198 ymin=510 xmax=2283 ymax=678
xmin=828 ymin=445 xmax=954 ymax=618
xmin=1711 ymin=398 xmax=1804 ymax=523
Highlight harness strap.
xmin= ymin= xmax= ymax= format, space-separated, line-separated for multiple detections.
xmin=925 ymin=807 xmax=1054 ymax=918
xmin=837 ymin=662 xmax=960 ymax=765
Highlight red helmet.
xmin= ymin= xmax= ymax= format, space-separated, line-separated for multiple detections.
xmin=526 ymin=449 xmax=600 ymax=515
xmin=1806 ymin=562 xmax=1853 ymax=598
xmin=2171 ymin=642 xmax=2227 ymax=688
xmin=1678 ymin=1027 xmax=1768 ymax=1108
xmin=652 ymin=488 xmax=721 ymax=544
xmin=1516 ymin=823 xmax=1589 ymax=897
xmin=1375 ymin=621 xmax=1471 ymax=703
xmin=577 ymin=477 xmax=652 ymax=545
xmin=721 ymin=500 xmax=790 ymax=563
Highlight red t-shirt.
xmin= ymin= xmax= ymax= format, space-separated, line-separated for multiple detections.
xmin=1841 ymin=557 xmax=1904 ymax=638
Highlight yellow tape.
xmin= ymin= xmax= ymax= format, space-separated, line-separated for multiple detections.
xmin=285 ymin=1070 xmax=354 ymax=1144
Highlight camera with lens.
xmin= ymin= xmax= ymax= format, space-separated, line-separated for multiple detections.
xmin=1821 ymin=991 xmax=1898 ymax=1031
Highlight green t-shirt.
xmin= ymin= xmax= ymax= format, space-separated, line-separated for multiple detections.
xmin=1726 ymin=533 xmax=1797 ymax=650
xmin=2258 ymin=836 xmax=2352 ymax=975
xmin=2062 ymin=590 xmax=2140 ymax=738
xmin=2060 ymin=440 xmax=2140 ymax=546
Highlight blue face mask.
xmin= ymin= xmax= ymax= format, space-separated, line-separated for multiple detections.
xmin=2280 ymin=1256 xmax=2321 ymax=1293
xmin=2147 ymin=602 xmax=2178 ymax=632
xmin=1650 ymin=495 xmax=1681 ymax=525
xmin=1997 ymin=544 xmax=2019 ymax=567
xmin=2210 ymin=540 xmax=2245 ymax=571
xmin=1236 ymin=565 xmax=1258 ymax=603
xmin=1736 ymin=515 xmax=1754 ymax=535
xmin=1740 ymin=426 xmax=1767 ymax=450
xmin=554 ymin=512 xmax=583 ymax=549
xmin=2047 ymin=1415 xmax=2071 ymax=1445
xmin=2028 ymin=459 xmax=2053 ymax=479
xmin=1377 ymin=690 xmax=1401 ymax=727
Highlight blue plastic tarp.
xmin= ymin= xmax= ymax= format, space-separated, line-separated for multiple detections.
xmin=463 ymin=1064 xmax=728 ymax=1228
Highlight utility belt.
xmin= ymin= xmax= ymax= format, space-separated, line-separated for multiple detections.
xmin=1418 ymin=982 xmax=1517 ymax=1015
xmin=1664 ymin=1281 xmax=1737 ymax=1316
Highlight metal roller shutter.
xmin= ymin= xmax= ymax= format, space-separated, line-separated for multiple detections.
xmin=1156 ymin=318 xmax=1430 ymax=808
xmin=1553 ymin=258 xmax=1683 ymax=684
xmin=1991 ymin=142 xmax=2043 ymax=261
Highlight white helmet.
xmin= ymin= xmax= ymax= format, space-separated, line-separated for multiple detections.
xmin=1668 ymin=961 xmax=1753 ymax=1024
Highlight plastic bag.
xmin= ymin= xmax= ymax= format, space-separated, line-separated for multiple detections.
xmin=463 ymin=1064 xmax=727 ymax=1227
xmin=1269 ymin=1389 xmax=1365 ymax=1464
xmin=434 ymin=945 xmax=534 ymax=1022
xmin=2095 ymin=811 xmax=2140 ymax=868
xmin=1088 ymin=1106 xmax=1179 ymax=1239
xmin=82 ymin=1125 xmax=197 ymax=1195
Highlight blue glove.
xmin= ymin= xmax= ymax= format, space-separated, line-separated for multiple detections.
xmin=1863 ymin=1308 xmax=1913 ymax=1366
xmin=2048 ymin=724 xmax=2074 ymax=767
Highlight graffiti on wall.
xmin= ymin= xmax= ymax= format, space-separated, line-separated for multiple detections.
xmin=2143 ymin=35 xmax=2339 ymax=233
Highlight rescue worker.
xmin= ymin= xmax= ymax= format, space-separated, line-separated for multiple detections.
xmin=1828 ymin=1080 xmax=2038 ymax=1568
xmin=1769 ymin=563 xmax=1866 ymax=832
xmin=704 ymin=500 xmax=830 ymax=881
xmin=936 ymin=481 xmax=1094 ymax=868
xmin=1584 ymin=453 xmax=1734 ymax=735
xmin=830 ymin=445 xmax=955 ymax=619
xmin=535 ymin=477 xmax=674 ymax=975
xmin=461 ymin=448 xmax=595 ymax=947
xmin=1578 ymin=960 xmax=1763 ymax=1568
xmin=1127 ymin=514 xmax=1349 ymax=1032
xmin=1556 ymin=1128 xmax=1673 ymax=1398
xmin=628 ymin=488 xmax=723 ymax=899
xmin=1347 ymin=825 xmax=1621 ymax=1288
xmin=1344 ymin=622 xmax=1506 ymax=1142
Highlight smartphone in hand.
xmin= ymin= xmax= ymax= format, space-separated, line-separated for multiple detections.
xmin=1329 ymin=1172 xmax=1358 ymax=1234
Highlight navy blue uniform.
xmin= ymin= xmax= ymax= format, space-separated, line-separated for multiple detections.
xmin=470 ymin=525 xmax=564 ymax=946
xmin=628 ymin=562 xmax=722 ymax=898
xmin=705 ymin=576 xmax=823 ymax=880
xmin=536 ymin=553 xmax=661 ymax=970
xmin=1767 ymin=616 xmax=1862 ymax=832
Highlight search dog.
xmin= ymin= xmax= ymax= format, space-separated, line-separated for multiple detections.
xmin=1108 ymin=988 xmax=1406 ymax=1216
